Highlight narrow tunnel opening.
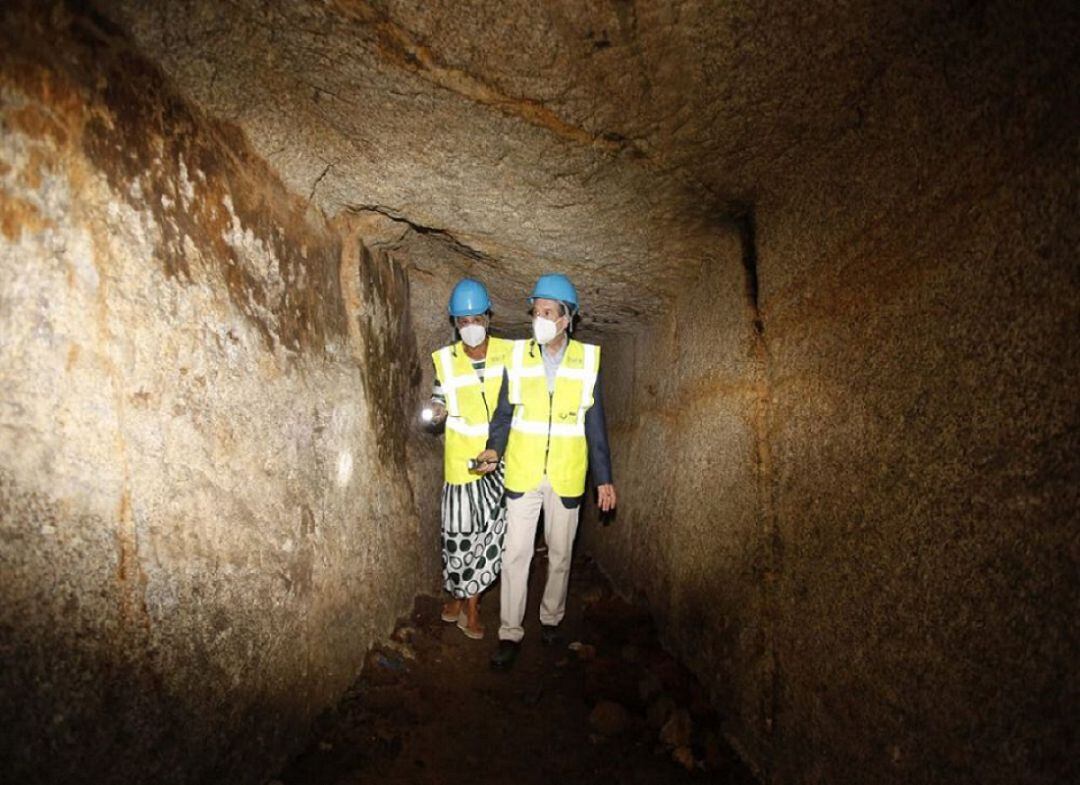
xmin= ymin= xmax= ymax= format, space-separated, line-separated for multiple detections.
xmin=1 ymin=2 xmax=1076 ymax=785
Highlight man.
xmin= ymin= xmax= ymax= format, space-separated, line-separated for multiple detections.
xmin=473 ymin=273 xmax=616 ymax=670
xmin=428 ymin=278 xmax=512 ymax=640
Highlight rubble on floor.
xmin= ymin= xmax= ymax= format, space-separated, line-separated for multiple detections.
xmin=275 ymin=555 xmax=757 ymax=785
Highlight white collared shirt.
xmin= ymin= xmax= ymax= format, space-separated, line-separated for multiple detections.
xmin=541 ymin=338 xmax=567 ymax=394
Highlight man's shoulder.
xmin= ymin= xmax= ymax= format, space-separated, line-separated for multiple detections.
xmin=499 ymin=337 xmax=534 ymax=356
xmin=568 ymin=338 xmax=601 ymax=364
xmin=486 ymin=336 xmax=520 ymax=362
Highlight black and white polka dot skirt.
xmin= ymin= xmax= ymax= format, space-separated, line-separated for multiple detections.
xmin=441 ymin=463 xmax=507 ymax=599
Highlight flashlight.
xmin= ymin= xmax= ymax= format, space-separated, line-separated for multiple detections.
xmin=467 ymin=457 xmax=495 ymax=470
xmin=420 ymin=407 xmax=434 ymax=423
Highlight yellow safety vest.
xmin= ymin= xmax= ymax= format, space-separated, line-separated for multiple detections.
xmin=504 ymin=338 xmax=600 ymax=498
xmin=433 ymin=337 xmax=512 ymax=485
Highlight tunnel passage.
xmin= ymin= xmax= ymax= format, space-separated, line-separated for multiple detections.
xmin=1 ymin=2 xmax=1077 ymax=785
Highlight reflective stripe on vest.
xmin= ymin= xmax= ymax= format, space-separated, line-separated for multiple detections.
xmin=432 ymin=337 xmax=511 ymax=485
xmin=503 ymin=339 xmax=600 ymax=498
xmin=507 ymin=339 xmax=526 ymax=404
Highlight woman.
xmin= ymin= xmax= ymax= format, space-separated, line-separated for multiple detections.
xmin=427 ymin=278 xmax=511 ymax=639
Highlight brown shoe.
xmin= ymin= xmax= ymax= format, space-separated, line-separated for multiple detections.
xmin=457 ymin=611 xmax=484 ymax=640
xmin=441 ymin=600 xmax=463 ymax=623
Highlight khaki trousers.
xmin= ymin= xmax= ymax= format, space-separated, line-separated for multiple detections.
xmin=498 ymin=476 xmax=580 ymax=642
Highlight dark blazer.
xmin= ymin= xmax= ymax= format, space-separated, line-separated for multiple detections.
xmin=486 ymin=340 xmax=613 ymax=509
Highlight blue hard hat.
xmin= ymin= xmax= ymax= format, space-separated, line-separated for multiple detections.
xmin=528 ymin=274 xmax=579 ymax=312
xmin=448 ymin=278 xmax=491 ymax=317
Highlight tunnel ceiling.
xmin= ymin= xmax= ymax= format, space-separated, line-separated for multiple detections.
xmin=109 ymin=0 xmax=945 ymax=329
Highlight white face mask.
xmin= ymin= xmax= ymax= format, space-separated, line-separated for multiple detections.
xmin=459 ymin=323 xmax=487 ymax=348
xmin=532 ymin=316 xmax=561 ymax=345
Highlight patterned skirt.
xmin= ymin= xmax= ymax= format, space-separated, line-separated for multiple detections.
xmin=441 ymin=463 xmax=507 ymax=599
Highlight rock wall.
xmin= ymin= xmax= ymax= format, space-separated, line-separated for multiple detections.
xmin=584 ymin=4 xmax=1078 ymax=783
xmin=582 ymin=229 xmax=771 ymax=769
xmin=0 ymin=4 xmax=431 ymax=783
xmin=2 ymin=1 xmax=1075 ymax=784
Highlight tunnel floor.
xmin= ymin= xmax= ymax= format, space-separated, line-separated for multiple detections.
xmin=275 ymin=551 xmax=757 ymax=785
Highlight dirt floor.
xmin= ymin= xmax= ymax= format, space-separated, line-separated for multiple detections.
xmin=275 ymin=550 xmax=758 ymax=785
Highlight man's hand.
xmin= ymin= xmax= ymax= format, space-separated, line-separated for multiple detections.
xmin=472 ymin=449 xmax=499 ymax=474
xmin=429 ymin=402 xmax=447 ymax=425
xmin=597 ymin=484 xmax=617 ymax=512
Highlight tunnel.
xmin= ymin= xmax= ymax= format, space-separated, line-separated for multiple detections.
xmin=0 ymin=1 xmax=1076 ymax=783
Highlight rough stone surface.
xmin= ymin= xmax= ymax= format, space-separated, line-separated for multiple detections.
xmin=1 ymin=1 xmax=1077 ymax=784
xmin=0 ymin=5 xmax=433 ymax=783
xmin=585 ymin=228 xmax=768 ymax=762
xmin=103 ymin=0 xmax=892 ymax=331
xmin=583 ymin=4 xmax=1078 ymax=785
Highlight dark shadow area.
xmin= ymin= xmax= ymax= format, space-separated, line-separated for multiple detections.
xmin=0 ymin=625 xmax=314 ymax=785
xmin=276 ymin=553 xmax=758 ymax=785
xmin=731 ymin=204 xmax=764 ymax=338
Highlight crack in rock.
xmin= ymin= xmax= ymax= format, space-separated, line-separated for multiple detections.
xmin=348 ymin=203 xmax=493 ymax=262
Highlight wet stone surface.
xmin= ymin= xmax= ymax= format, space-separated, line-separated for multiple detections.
xmin=276 ymin=554 xmax=757 ymax=785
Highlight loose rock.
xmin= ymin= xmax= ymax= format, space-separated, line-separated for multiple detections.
xmin=383 ymin=639 xmax=417 ymax=661
xmin=647 ymin=694 xmax=677 ymax=729
xmin=704 ymin=730 xmax=726 ymax=769
xmin=372 ymin=651 xmax=406 ymax=672
xmin=672 ymin=745 xmax=697 ymax=771
xmin=580 ymin=586 xmax=606 ymax=605
xmin=638 ymin=673 xmax=663 ymax=703
xmin=660 ymin=708 xmax=693 ymax=748
xmin=568 ymin=641 xmax=597 ymax=661
xmin=589 ymin=700 xmax=631 ymax=737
